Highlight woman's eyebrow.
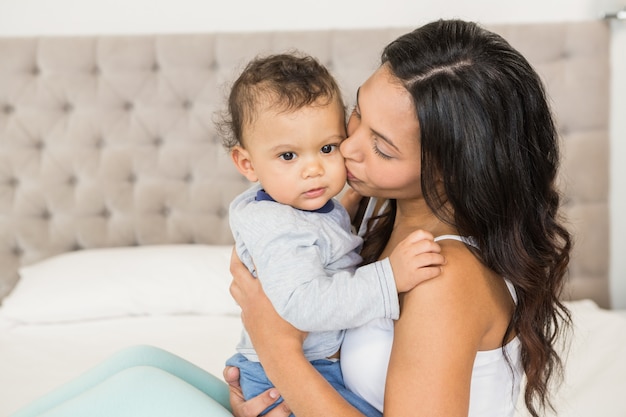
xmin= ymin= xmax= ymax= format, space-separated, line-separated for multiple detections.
xmin=374 ymin=129 xmax=399 ymax=151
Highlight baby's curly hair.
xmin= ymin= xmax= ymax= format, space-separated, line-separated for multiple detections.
xmin=216 ymin=52 xmax=344 ymax=150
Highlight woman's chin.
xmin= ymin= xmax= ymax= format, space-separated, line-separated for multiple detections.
xmin=346 ymin=179 xmax=365 ymax=193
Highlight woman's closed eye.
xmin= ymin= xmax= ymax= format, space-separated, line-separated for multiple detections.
xmin=372 ymin=142 xmax=392 ymax=160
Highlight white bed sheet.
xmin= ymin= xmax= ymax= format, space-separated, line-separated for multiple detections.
xmin=0 ymin=314 xmax=243 ymax=416
xmin=1 ymin=301 xmax=625 ymax=417
xmin=515 ymin=300 xmax=626 ymax=417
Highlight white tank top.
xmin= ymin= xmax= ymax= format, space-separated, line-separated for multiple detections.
xmin=340 ymin=234 xmax=523 ymax=416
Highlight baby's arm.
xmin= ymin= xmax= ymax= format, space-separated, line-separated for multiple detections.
xmin=252 ymin=241 xmax=398 ymax=332
xmin=234 ymin=201 xmax=401 ymax=332
xmin=339 ymin=187 xmax=363 ymax=221
xmin=388 ymin=230 xmax=445 ymax=292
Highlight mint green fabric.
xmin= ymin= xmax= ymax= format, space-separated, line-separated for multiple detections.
xmin=11 ymin=345 xmax=233 ymax=417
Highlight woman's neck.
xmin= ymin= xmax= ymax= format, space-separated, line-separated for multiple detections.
xmin=377 ymin=199 xmax=457 ymax=259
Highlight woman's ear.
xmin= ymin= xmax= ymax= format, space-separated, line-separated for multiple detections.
xmin=231 ymin=146 xmax=258 ymax=182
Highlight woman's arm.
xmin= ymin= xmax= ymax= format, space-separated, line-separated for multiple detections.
xmin=384 ymin=241 xmax=488 ymax=417
xmin=229 ymin=252 xmax=365 ymax=417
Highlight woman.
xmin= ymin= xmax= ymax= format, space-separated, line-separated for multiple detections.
xmin=10 ymin=19 xmax=570 ymax=417
xmin=226 ymin=19 xmax=571 ymax=417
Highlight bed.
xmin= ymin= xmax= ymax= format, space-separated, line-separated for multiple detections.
xmin=0 ymin=20 xmax=623 ymax=417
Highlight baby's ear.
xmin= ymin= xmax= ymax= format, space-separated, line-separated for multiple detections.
xmin=231 ymin=146 xmax=258 ymax=182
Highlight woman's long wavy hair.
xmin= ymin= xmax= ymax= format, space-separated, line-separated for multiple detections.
xmin=359 ymin=19 xmax=571 ymax=417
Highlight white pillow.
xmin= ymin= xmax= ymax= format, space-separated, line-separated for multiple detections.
xmin=0 ymin=245 xmax=240 ymax=324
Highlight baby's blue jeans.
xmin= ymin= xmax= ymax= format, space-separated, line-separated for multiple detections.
xmin=226 ymin=352 xmax=381 ymax=417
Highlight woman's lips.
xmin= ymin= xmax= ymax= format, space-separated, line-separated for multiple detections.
xmin=346 ymin=169 xmax=358 ymax=182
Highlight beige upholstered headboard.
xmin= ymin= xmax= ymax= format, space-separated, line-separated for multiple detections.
xmin=0 ymin=21 xmax=611 ymax=307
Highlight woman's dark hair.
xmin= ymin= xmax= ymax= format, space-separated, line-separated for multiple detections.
xmin=216 ymin=52 xmax=343 ymax=150
xmin=361 ymin=19 xmax=571 ymax=417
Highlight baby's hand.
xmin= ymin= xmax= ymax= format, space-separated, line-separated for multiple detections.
xmin=389 ymin=230 xmax=445 ymax=293
xmin=340 ymin=188 xmax=363 ymax=221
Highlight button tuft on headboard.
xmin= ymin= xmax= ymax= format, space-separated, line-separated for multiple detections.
xmin=41 ymin=209 xmax=52 ymax=220
xmin=11 ymin=246 xmax=23 ymax=257
xmin=95 ymin=137 xmax=106 ymax=149
xmin=0 ymin=22 xmax=611 ymax=306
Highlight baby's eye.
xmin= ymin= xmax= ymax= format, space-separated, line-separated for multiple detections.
xmin=321 ymin=144 xmax=337 ymax=154
xmin=280 ymin=152 xmax=296 ymax=161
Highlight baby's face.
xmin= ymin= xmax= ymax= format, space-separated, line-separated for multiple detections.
xmin=242 ymin=98 xmax=347 ymax=211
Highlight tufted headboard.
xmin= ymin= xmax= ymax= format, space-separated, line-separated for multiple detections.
xmin=0 ymin=21 xmax=611 ymax=307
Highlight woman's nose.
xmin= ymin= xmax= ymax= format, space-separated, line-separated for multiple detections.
xmin=339 ymin=136 xmax=352 ymax=157
xmin=341 ymin=115 xmax=360 ymax=159
xmin=340 ymin=132 xmax=360 ymax=161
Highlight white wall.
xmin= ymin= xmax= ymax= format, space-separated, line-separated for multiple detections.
xmin=609 ymin=19 xmax=626 ymax=308
xmin=0 ymin=0 xmax=624 ymax=307
xmin=0 ymin=0 xmax=620 ymax=34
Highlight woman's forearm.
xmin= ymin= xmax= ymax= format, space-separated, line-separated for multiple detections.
xmin=230 ymin=251 xmax=365 ymax=417
xmin=259 ymin=345 xmax=364 ymax=417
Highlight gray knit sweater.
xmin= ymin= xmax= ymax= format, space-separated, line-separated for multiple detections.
xmin=230 ymin=184 xmax=399 ymax=362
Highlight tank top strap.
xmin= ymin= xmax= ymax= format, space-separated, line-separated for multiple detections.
xmin=357 ymin=197 xmax=390 ymax=237
xmin=434 ymin=234 xmax=517 ymax=304
xmin=434 ymin=234 xmax=478 ymax=248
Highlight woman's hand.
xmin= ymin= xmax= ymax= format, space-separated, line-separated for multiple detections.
xmin=223 ymin=366 xmax=291 ymax=417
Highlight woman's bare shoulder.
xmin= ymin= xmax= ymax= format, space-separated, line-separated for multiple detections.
xmin=417 ymin=238 xmax=488 ymax=293
xmin=399 ymin=238 xmax=514 ymax=349
xmin=400 ymin=240 xmax=497 ymax=328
